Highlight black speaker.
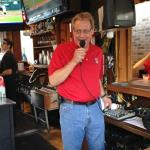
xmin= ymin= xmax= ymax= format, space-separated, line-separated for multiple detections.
xmin=103 ymin=0 xmax=136 ymax=30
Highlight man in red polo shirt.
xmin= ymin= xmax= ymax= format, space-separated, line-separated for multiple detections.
xmin=48 ymin=12 xmax=112 ymax=150
xmin=133 ymin=52 xmax=150 ymax=80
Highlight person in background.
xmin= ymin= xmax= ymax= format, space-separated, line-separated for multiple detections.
xmin=48 ymin=12 xmax=112 ymax=150
xmin=133 ymin=52 xmax=150 ymax=80
xmin=0 ymin=38 xmax=17 ymax=101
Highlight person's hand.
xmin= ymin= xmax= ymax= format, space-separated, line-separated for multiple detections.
xmin=71 ymin=48 xmax=87 ymax=64
xmin=102 ymin=96 xmax=112 ymax=109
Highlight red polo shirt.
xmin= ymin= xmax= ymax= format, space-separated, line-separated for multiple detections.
xmin=144 ymin=59 xmax=150 ymax=79
xmin=48 ymin=41 xmax=104 ymax=102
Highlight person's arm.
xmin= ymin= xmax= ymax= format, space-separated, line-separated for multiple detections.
xmin=49 ymin=48 xmax=86 ymax=87
xmin=49 ymin=60 xmax=77 ymax=87
xmin=99 ymin=80 xmax=112 ymax=108
xmin=0 ymin=69 xmax=12 ymax=76
xmin=133 ymin=52 xmax=150 ymax=70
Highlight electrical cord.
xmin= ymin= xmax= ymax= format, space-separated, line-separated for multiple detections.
xmin=29 ymin=69 xmax=38 ymax=83
xmin=79 ymin=64 xmax=103 ymax=112
xmin=79 ymin=64 xmax=96 ymax=99
xmin=29 ymin=68 xmax=47 ymax=84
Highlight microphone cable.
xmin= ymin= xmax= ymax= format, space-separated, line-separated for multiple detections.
xmin=79 ymin=40 xmax=104 ymax=111
xmin=79 ymin=65 xmax=104 ymax=112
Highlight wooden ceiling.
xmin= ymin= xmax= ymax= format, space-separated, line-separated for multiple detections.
xmin=99 ymin=0 xmax=150 ymax=5
xmin=134 ymin=0 xmax=150 ymax=3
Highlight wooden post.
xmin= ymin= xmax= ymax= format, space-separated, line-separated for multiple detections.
xmin=115 ymin=28 xmax=132 ymax=82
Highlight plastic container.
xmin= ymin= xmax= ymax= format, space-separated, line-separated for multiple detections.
xmin=0 ymin=76 xmax=6 ymax=101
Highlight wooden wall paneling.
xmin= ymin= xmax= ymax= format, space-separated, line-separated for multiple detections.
xmin=60 ymin=18 xmax=72 ymax=43
xmin=115 ymin=31 xmax=119 ymax=82
xmin=115 ymin=29 xmax=127 ymax=82
xmin=12 ymin=31 xmax=22 ymax=61
xmin=60 ymin=21 xmax=67 ymax=43
xmin=127 ymin=28 xmax=133 ymax=81
xmin=115 ymin=29 xmax=132 ymax=82
xmin=55 ymin=19 xmax=61 ymax=44
xmin=6 ymin=31 xmax=22 ymax=61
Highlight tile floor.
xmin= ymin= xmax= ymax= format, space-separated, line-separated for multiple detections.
xmin=40 ymin=127 xmax=63 ymax=150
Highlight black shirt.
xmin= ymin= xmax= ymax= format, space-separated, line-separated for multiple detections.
xmin=0 ymin=50 xmax=17 ymax=101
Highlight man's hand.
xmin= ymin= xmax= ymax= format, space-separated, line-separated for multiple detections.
xmin=102 ymin=96 xmax=112 ymax=109
xmin=71 ymin=48 xmax=87 ymax=64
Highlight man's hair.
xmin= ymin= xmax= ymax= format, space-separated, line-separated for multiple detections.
xmin=71 ymin=12 xmax=95 ymax=30
xmin=3 ymin=38 xmax=13 ymax=49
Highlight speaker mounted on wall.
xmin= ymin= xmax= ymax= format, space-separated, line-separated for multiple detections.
xmin=102 ymin=0 xmax=136 ymax=30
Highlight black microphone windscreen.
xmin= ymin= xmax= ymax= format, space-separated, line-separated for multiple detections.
xmin=80 ymin=40 xmax=85 ymax=48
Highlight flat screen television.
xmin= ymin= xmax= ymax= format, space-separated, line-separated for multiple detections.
xmin=22 ymin=0 xmax=82 ymax=24
xmin=22 ymin=0 xmax=65 ymax=24
xmin=0 ymin=0 xmax=26 ymax=31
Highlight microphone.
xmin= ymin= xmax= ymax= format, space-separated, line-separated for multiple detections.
xmin=79 ymin=40 xmax=85 ymax=63
xmin=79 ymin=40 xmax=85 ymax=48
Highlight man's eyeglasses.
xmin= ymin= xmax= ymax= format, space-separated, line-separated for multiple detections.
xmin=73 ymin=28 xmax=92 ymax=35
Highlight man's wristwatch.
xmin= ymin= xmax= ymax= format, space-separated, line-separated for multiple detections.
xmin=101 ymin=93 xmax=107 ymax=99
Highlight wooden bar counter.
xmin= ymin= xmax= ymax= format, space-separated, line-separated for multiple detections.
xmin=105 ymin=116 xmax=150 ymax=139
xmin=107 ymin=79 xmax=150 ymax=98
xmin=106 ymin=79 xmax=150 ymax=140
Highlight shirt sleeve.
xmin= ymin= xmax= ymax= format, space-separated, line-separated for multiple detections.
xmin=48 ymin=45 xmax=64 ymax=75
xmin=144 ymin=59 xmax=150 ymax=74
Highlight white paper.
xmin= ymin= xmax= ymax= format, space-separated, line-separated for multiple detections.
xmin=123 ymin=116 xmax=146 ymax=129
